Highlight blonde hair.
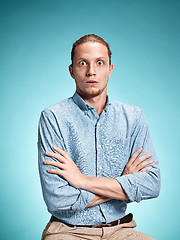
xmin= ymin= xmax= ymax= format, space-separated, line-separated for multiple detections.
xmin=71 ymin=34 xmax=112 ymax=66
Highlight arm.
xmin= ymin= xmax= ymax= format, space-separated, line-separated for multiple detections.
xmin=45 ymin=146 xmax=154 ymax=205
xmin=38 ymin=110 xmax=95 ymax=213
xmin=77 ymin=148 xmax=154 ymax=201
xmin=85 ymin=148 xmax=154 ymax=207
xmin=115 ymin=110 xmax=161 ymax=203
xmin=86 ymin=195 xmax=111 ymax=208
xmin=46 ymin=147 xmax=127 ymax=200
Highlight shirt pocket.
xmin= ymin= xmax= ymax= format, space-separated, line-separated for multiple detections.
xmin=101 ymin=136 xmax=131 ymax=178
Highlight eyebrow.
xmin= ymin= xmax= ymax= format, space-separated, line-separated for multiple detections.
xmin=77 ymin=57 xmax=107 ymax=61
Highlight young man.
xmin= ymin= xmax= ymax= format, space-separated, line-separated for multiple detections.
xmin=38 ymin=34 xmax=161 ymax=240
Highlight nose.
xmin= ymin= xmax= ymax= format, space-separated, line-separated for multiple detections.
xmin=86 ymin=63 xmax=96 ymax=76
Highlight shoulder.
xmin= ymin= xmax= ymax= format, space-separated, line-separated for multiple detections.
xmin=110 ymin=99 xmax=149 ymax=132
xmin=110 ymin=99 xmax=143 ymax=120
xmin=41 ymin=97 xmax=73 ymax=117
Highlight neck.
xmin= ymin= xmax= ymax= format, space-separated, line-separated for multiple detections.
xmin=78 ymin=90 xmax=107 ymax=116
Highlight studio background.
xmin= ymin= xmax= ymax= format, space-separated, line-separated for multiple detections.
xmin=0 ymin=0 xmax=179 ymax=239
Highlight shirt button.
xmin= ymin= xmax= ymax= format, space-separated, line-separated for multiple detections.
xmin=98 ymin=145 xmax=101 ymax=149
xmin=97 ymin=123 xmax=100 ymax=126
xmin=99 ymin=166 xmax=102 ymax=170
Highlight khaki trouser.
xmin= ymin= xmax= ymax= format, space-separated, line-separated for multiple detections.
xmin=41 ymin=219 xmax=155 ymax=240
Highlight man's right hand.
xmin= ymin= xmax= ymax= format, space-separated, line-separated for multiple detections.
xmin=122 ymin=148 xmax=154 ymax=176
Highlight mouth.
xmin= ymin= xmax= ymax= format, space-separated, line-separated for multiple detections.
xmin=86 ymin=80 xmax=98 ymax=85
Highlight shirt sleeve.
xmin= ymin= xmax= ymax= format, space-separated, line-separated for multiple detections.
xmin=38 ymin=110 xmax=95 ymax=213
xmin=115 ymin=109 xmax=161 ymax=203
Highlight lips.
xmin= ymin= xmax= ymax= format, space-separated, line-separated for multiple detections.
xmin=86 ymin=80 xmax=98 ymax=84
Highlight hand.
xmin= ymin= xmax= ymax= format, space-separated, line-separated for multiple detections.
xmin=122 ymin=148 xmax=154 ymax=176
xmin=44 ymin=146 xmax=85 ymax=189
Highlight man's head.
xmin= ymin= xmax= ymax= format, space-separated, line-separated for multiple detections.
xmin=69 ymin=34 xmax=113 ymax=99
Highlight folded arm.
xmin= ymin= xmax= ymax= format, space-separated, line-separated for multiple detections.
xmin=115 ymin=110 xmax=161 ymax=203
xmin=45 ymin=146 xmax=154 ymax=206
xmin=38 ymin=110 xmax=95 ymax=213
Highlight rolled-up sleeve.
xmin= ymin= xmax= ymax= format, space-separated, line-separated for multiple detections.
xmin=115 ymin=110 xmax=161 ymax=203
xmin=38 ymin=110 xmax=95 ymax=213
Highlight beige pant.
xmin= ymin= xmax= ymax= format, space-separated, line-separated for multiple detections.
xmin=41 ymin=219 xmax=155 ymax=240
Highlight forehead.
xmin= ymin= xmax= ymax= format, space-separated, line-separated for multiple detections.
xmin=73 ymin=42 xmax=109 ymax=60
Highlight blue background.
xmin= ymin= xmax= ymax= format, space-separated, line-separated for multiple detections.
xmin=1 ymin=0 xmax=180 ymax=239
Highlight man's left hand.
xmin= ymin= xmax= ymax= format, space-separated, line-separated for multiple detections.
xmin=44 ymin=146 xmax=85 ymax=189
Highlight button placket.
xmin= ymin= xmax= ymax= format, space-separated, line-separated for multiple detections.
xmin=95 ymin=120 xmax=103 ymax=177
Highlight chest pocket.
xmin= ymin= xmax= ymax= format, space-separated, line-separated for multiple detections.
xmin=101 ymin=137 xmax=130 ymax=178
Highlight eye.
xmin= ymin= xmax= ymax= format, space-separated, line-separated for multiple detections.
xmin=97 ymin=60 xmax=103 ymax=66
xmin=79 ymin=61 xmax=87 ymax=66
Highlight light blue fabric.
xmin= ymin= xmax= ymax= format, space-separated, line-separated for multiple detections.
xmin=38 ymin=92 xmax=160 ymax=225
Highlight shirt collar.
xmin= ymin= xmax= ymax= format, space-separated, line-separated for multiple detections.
xmin=72 ymin=91 xmax=111 ymax=112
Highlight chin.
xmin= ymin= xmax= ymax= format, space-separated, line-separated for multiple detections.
xmin=80 ymin=89 xmax=103 ymax=98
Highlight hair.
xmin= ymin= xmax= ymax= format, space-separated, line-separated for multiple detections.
xmin=71 ymin=34 xmax=112 ymax=66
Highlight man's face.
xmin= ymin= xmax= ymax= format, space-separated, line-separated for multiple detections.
xmin=69 ymin=42 xmax=113 ymax=99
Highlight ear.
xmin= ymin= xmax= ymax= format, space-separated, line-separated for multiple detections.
xmin=109 ymin=64 xmax=113 ymax=77
xmin=69 ymin=65 xmax=75 ymax=79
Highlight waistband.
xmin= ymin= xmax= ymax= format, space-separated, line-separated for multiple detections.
xmin=50 ymin=213 xmax=133 ymax=228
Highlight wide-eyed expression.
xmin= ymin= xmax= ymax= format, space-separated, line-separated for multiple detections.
xmin=69 ymin=42 xmax=113 ymax=98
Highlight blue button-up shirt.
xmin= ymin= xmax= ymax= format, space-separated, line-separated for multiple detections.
xmin=38 ymin=92 xmax=160 ymax=225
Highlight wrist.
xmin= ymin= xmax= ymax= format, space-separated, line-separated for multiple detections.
xmin=78 ymin=173 xmax=89 ymax=189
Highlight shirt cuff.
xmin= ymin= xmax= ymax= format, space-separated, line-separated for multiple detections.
xmin=71 ymin=190 xmax=95 ymax=211
xmin=115 ymin=175 xmax=141 ymax=203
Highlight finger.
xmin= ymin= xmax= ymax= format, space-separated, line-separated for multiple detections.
xmin=47 ymin=168 xmax=62 ymax=175
xmin=44 ymin=160 xmax=64 ymax=169
xmin=53 ymin=146 xmax=70 ymax=159
xmin=140 ymin=166 xmax=153 ymax=172
xmin=45 ymin=151 xmax=66 ymax=163
xmin=137 ymin=159 xmax=154 ymax=171
xmin=128 ymin=148 xmax=143 ymax=165
xmin=135 ymin=154 xmax=152 ymax=166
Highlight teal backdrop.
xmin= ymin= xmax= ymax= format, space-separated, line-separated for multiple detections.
xmin=1 ymin=0 xmax=180 ymax=239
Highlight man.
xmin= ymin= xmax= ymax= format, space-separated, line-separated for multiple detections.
xmin=38 ymin=34 xmax=161 ymax=240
